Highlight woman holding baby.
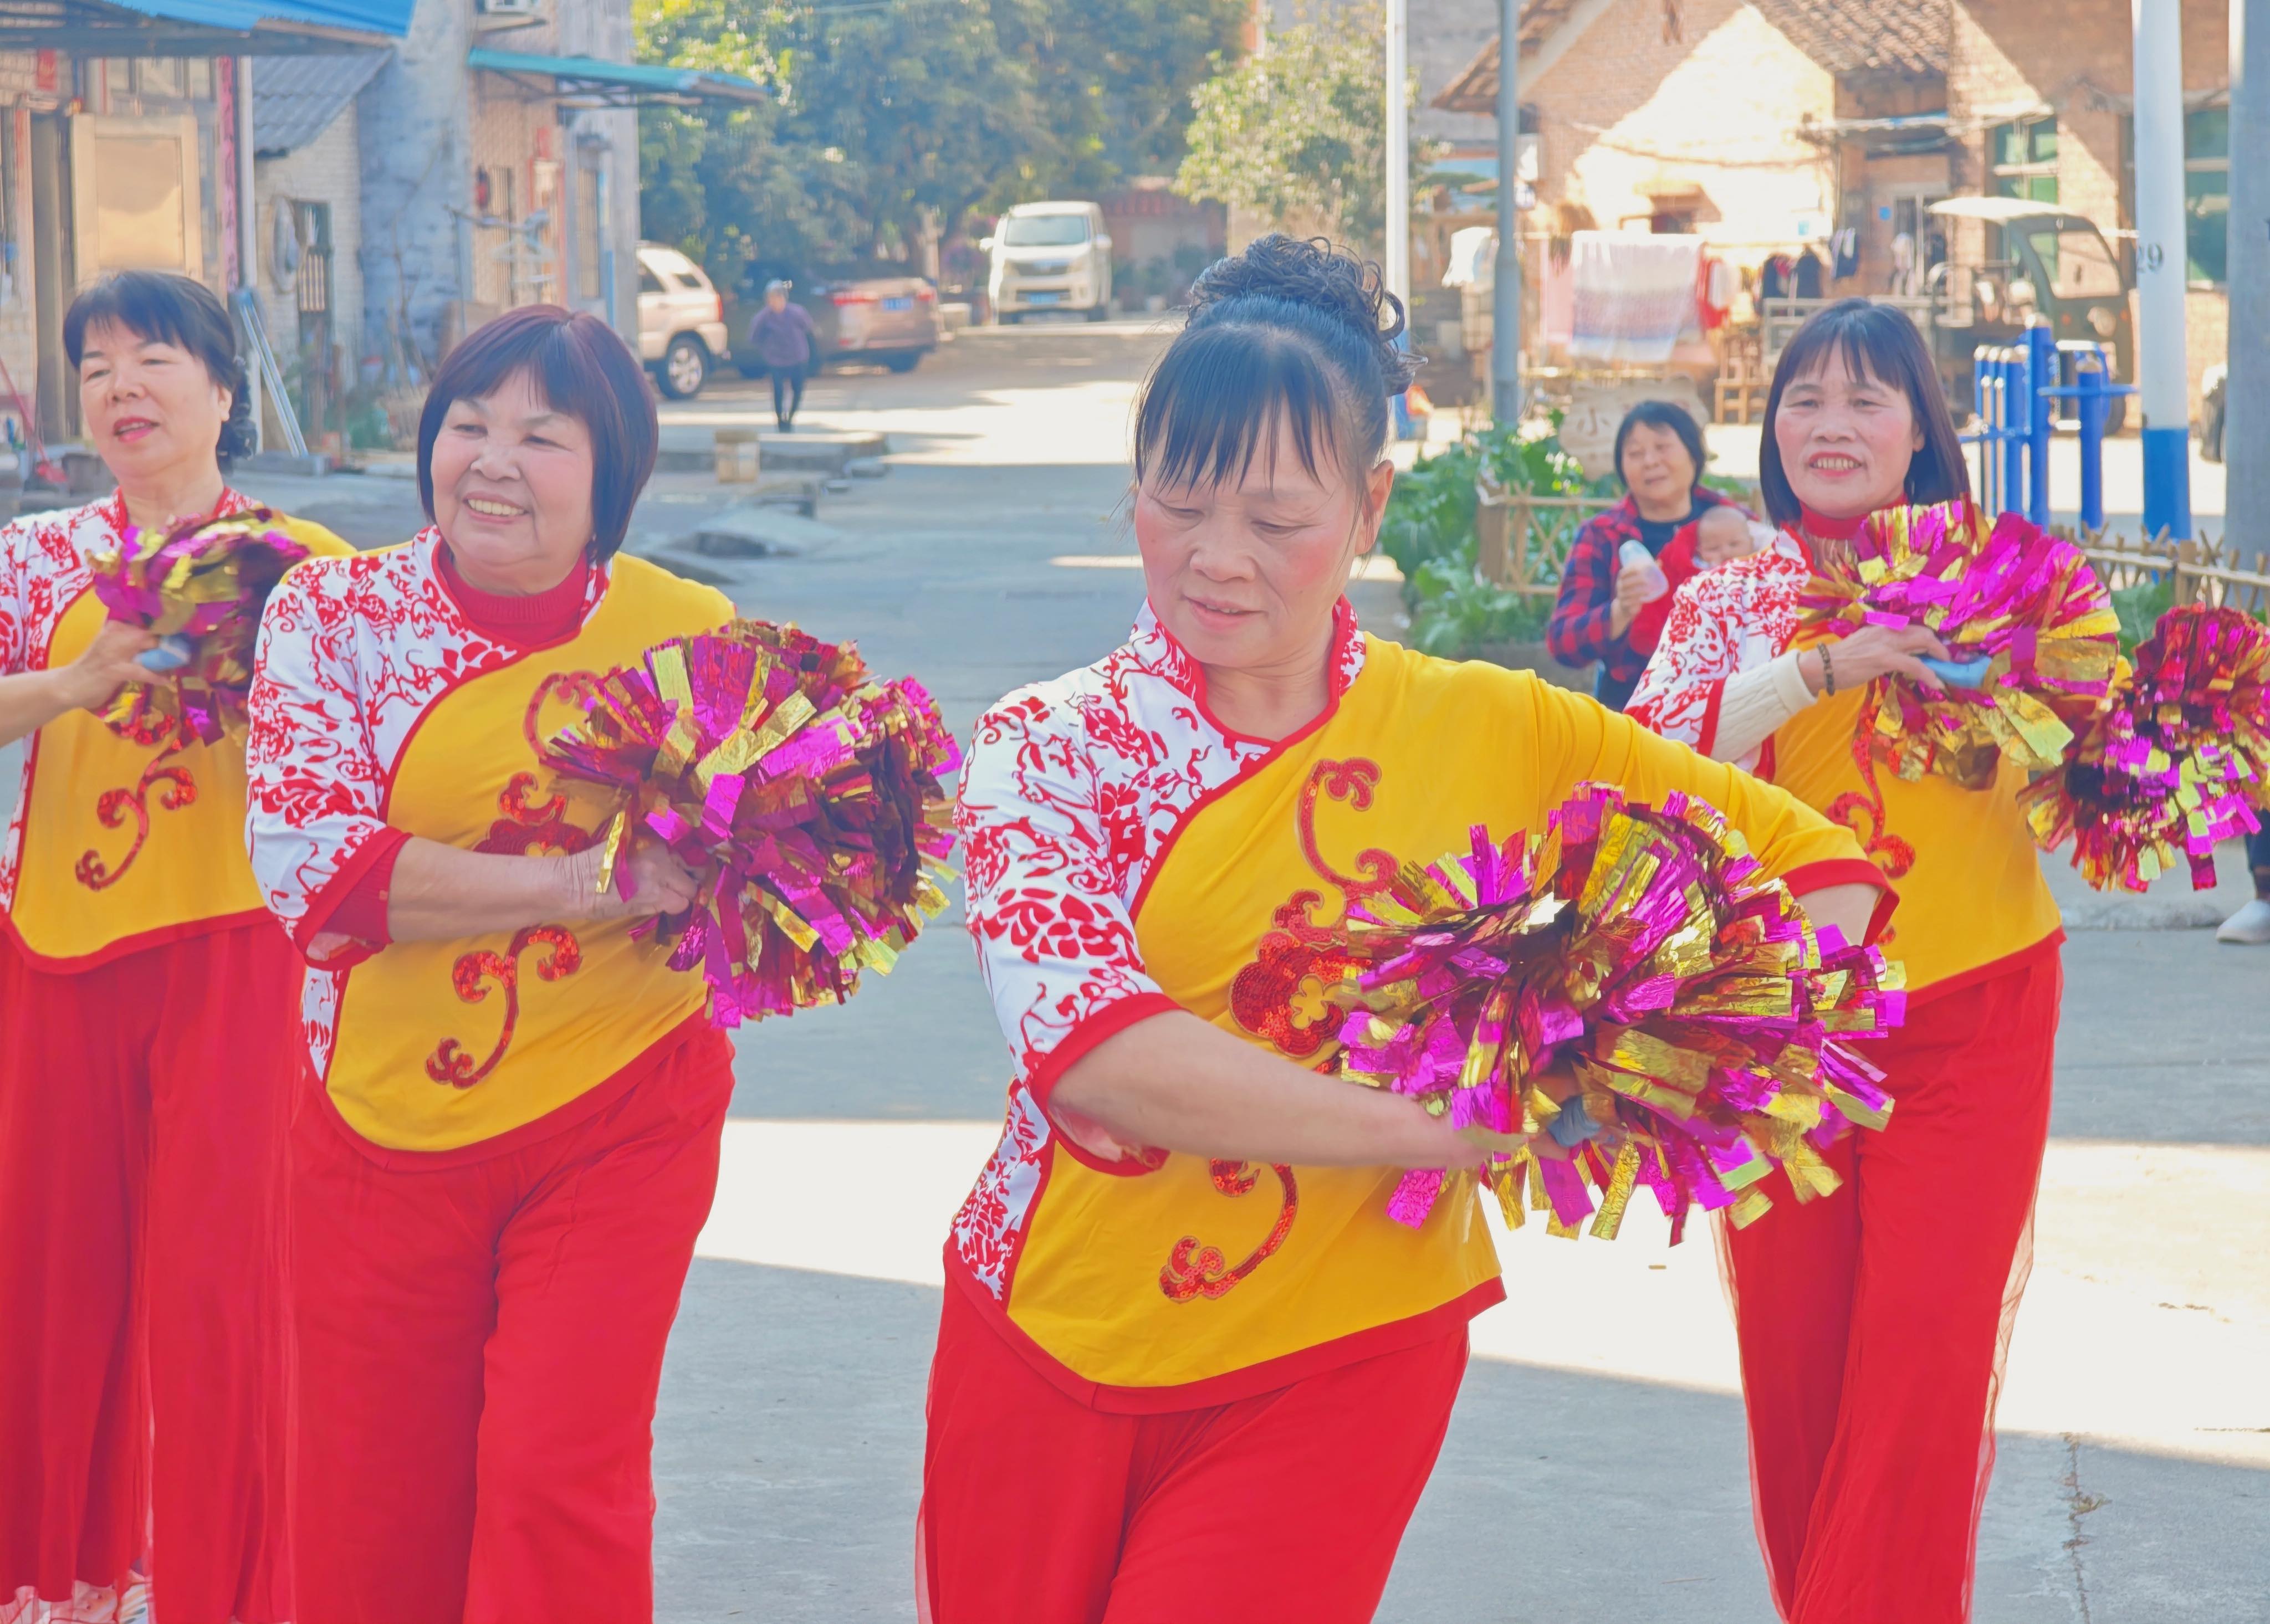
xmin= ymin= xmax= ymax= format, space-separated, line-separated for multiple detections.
xmin=1545 ymin=399 xmax=1760 ymax=710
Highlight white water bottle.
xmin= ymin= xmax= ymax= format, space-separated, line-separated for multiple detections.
xmin=1617 ymin=538 xmax=1669 ymax=602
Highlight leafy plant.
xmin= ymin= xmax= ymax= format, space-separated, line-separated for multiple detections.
xmin=2110 ymin=575 xmax=2175 ymax=653
xmin=1383 ymin=419 xmax=1599 ymax=660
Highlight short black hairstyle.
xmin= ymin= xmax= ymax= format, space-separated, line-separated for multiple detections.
xmin=1133 ymin=234 xmax=1420 ymax=495
xmin=1610 ymin=399 xmax=1707 ymax=493
xmin=64 ymin=270 xmax=255 ymax=465
xmin=1758 ymin=298 xmax=1970 ymax=530
xmin=417 ymin=305 xmax=658 ymax=561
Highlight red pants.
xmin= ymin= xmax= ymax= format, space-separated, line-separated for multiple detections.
xmin=918 ymin=1280 xmax=1468 ymax=1624
xmin=1725 ymin=952 xmax=2061 ymax=1624
xmin=289 ymin=1029 xmax=733 ymax=1624
xmin=0 ymin=920 xmax=301 ymax=1624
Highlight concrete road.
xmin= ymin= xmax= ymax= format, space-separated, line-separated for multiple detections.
xmin=6 ymin=322 xmax=2263 ymax=1621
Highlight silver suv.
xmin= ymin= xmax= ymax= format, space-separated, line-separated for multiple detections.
xmin=636 ymin=243 xmax=730 ymax=398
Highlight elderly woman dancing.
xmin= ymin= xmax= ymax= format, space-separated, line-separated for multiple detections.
xmin=1628 ymin=299 xmax=2064 ymax=1623
xmin=919 ymin=236 xmax=1893 ymax=1624
xmin=0 ymin=271 xmax=347 ymax=1624
xmin=246 ymin=307 xmax=737 ymax=1624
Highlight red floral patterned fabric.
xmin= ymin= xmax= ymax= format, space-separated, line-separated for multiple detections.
xmin=948 ymin=601 xmax=1365 ymax=1299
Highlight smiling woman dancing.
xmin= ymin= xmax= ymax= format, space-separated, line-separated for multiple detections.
xmin=247 ymin=308 xmax=735 ymax=1624
xmin=0 ymin=272 xmax=347 ymax=1624
xmin=918 ymin=237 xmax=1894 ymax=1624
xmin=1628 ymin=300 xmax=2067 ymax=1623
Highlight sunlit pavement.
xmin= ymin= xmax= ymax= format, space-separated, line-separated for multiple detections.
xmin=7 ymin=322 xmax=2254 ymax=1622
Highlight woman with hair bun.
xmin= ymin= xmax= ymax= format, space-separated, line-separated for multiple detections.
xmin=0 ymin=270 xmax=349 ymax=1624
xmin=246 ymin=305 xmax=736 ymax=1624
xmin=921 ymin=235 xmax=1891 ymax=1622
xmin=1628 ymin=299 xmax=2063 ymax=1623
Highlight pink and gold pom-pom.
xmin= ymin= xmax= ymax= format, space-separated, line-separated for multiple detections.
xmin=1797 ymin=500 xmax=2120 ymax=788
xmin=1332 ymin=784 xmax=1903 ymax=1244
xmin=543 ymin=618 xmax=959 ymax=1026
xmin=88 ymin=508 xmax=313 ymax=745
xmin=2023 ymin=603 xmax=2269 ymax=892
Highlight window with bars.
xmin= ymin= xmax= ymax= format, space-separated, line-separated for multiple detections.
xmin=2118 ymin=106 xmax=2231 ymax=286
xmin=1990 ymin=115 xmax=2059 ymax=204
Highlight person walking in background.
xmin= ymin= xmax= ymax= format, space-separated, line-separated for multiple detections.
xmin=2216 ymin=827 xmax=2270 ymax=942
xmin=1628 ymin=299 xmax=2063 ymax=1624
xmin=1546 ymin=399 xmax=1751 ymax=710
xmin=0 ymin=270 xmax=350 ymax=1624
xmin=747 ymin=279 xmax=817 ymax=431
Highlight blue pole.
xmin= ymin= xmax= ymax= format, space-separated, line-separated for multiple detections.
xmin=2001 ymin=350 xmax=2026 ymax=520
xmin=2026 ymin=325 xmax=2054 ymax=527
xmin=1972 ymin=347 xmax=1993 ymax=513
xmin=2077 ymin=349 xmax=2107 ymax=533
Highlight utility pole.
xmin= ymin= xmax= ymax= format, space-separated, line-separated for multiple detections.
xmin=1384 ymin=0 xmax=1409 ymax=309
xmin=1492 ymin=0 xmax=1522 ymax=423
xmin=2133 ymin=0 xmax=2193 ymax=539
xmin=236 ymin=56 xmax=262 ymax=452
xmin=2228 ymin=0 xmax=2270 ymax=557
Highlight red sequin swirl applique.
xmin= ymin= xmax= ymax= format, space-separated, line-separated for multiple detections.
xmin=1229 ymin=757 xmax=1389 ymax=1058
xmin=1229 ymin=893 xmax=1367 ymax=1059
xmin=74 ymin=739 xmax=197 ymax=891
xmin=1159 ymin=1161 xmax=1300 ymax=1302
xmin=1296 ymin=757 xmax=1396 ymax=899
xmin=478 ymin=771 xmax=600 ymax=857
xmin=1826 ymin=695 xmax=1917 ymax=884
xmin=426 ymin=924 xmax=584 ymax=1088
xmin=522 ymin=669 xmax=604 ymax=760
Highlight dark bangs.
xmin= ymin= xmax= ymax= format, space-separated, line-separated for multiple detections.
xmin=1757 ymin=298 xmax=1970 ymax=530
xmin=1134 ymin=316 xmax=1354 ymax=493
xmin=64 ymin=270 xmax=254 ymax=463
xmin=417 ymin=305 xmax=657 ymax=559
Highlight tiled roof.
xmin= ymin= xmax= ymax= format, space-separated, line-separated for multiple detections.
xmin=1751 ymin=0 xmax=1948 ymax=77
xmin=1434 ymin=0 xmax=1946 ymax=113
xmin=251 ymin=51 xmax=389 ymax=158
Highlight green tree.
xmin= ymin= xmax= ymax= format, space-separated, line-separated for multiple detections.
xmin=637 ymin=0 xmax=1244 ymax=283
xmin=1173 ymin=2 xmax=1433 ymax=255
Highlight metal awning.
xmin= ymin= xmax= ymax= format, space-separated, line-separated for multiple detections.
xmin=0 ymin=0 xmax=409 ymax=52
xmin=466 ymin=48 xmax=766 ymax=107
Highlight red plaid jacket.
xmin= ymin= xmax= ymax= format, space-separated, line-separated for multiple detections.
xmin=1545 ymin=488 xmax=1744 ymax=687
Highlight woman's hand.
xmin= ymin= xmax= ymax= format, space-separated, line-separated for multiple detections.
xmin=56 ymin=619 xmax=163 ymax=714
xmin=1798 ymin=623 xmax=1950 ymax=696
xmin=566 ymin=835 xmax=702 ymax=923
xmin=1607 ymin=559 xmax=1658 ymax=639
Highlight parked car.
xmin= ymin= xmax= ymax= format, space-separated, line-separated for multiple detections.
xmin=636 ymin=242 xmax=730 ymax=398
xmin=725 ymin=264 xmax=940 ymax=377
xmin=984 ymin=202 xmax=1113 ymax=323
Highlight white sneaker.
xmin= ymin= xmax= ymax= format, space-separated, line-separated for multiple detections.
xmin=2217 ymin=896 xmax=2270 ymax=944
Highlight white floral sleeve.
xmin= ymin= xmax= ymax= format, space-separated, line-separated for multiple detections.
xmin=956 ymin=689 xmax=1182 ymax=1103
xmin=243 ymin=556 xmax=391 ymax=939
xmin=1627 ymin=538 xmax=1811 ymax=771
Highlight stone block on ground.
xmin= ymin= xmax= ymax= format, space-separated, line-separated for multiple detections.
xmin=687 ymin=505 xmax=843 ymax=559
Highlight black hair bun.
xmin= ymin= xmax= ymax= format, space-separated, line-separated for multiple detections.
xmin=1188 ymin=234 xmax=1418 ymax=393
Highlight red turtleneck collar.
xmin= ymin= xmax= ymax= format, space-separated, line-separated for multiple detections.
xmin=436 ymin=541 xmax=592 ymax=648
xmin=1797 ymin=504 xmax=1874 ymax=540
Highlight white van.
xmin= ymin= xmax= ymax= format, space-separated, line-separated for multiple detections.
xmin=635 ymin=242 xmax=729 ymax=398
xmin=985 ymin=202 xmax=1113 ymax=323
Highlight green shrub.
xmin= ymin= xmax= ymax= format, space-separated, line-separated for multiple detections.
xmin=2110 ymin=575 xmax=2174 ymax=653
xmin=1381 ymin=417 xmax=1602 ymax=659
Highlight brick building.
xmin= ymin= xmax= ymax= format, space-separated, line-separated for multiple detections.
xmin=1440 ymin=0 xmax=2234 ymax=412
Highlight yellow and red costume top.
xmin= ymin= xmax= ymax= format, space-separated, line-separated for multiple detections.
xmin=244 ymin=530 xmax=734 ymax=1157
xmin=0 ymin=490 xmax=350 ymax=971
xmin=1626 ymin=525 xmax=2062 ymax=998
xmin=950 ymin=601 xmax=1883 ymax=1411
